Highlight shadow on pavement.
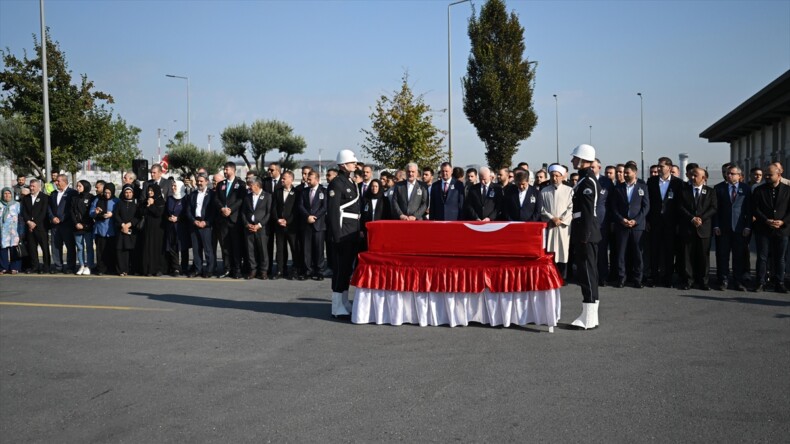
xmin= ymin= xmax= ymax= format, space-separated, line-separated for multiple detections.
xmin=128 ymin=292 xmax=332 ymax=320
xmin=679 ymin=294 xmax=790 ymax=307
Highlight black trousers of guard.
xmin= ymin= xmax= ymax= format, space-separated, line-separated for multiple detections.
xmin=217 ymin=221 xmax=242 ymax=274
xmin=331 ymin=238 xmax=358 ymax=293
xmin=574 ymin=241 xmax=599 ymax=303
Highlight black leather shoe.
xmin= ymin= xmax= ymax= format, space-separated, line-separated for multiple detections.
xmin=297 ymin=275 xmax=307 ymax=281
xmin=679 ymin=284 xmax=691 ymax=290
xmin=716 ymin=282 xmax=727 ymax=291
xmin=633 ymin=281 xmax=644 ymax=289
xmin=776 ymin=283 xmax=788 ymax=294
xmin=615 ymin=281 xmax=625 ymax=288
xmin=598 ymin=280 xmax=607 ymax=287
xmin=753 ymin=284 xmax=764 ymax=292
xmin=258 ymin=272 xmax=268 ymax=280
xmin=245 ymin=272 xmax=255 ymax=280
xmin=700 ymin=284 xmax=710 ymax=291
xmin=270 ymin=273 xmax=281 ymax=280
xmin=220 ymin=271 xmax=231 ymax=278
xmin=311 ymin=275 xmax=324 ymax=281
xmin=735 ymin=283 xmax=747 ymax=291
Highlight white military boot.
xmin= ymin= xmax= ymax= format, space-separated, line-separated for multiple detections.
xmin=571 ymin=303 xmax=596 ymax=330
xmin=342 ymin=291 xmax=353 ymax=313
xmin=332 ymin=292 xmax=351 ymax=317
xmin=592 ymin=301 xmax=599 ymax=327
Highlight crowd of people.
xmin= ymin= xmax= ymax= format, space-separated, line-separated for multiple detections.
xmin=1 ymin=151 xmax=789 ymax=304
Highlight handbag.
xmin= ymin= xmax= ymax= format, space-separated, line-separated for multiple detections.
xmin=14 ymin=242 xmax=28 ymax=258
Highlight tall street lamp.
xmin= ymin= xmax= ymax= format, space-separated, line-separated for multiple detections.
xmin=638 ymin=92 xmax=644 ymax=180
xmin=589 ymin=125 xmax=592 ymax=145
xmin=553 ymin=94 xmax=559 ymax=163
xmin=448 ymin=0 xmax=471 ymax=166
xmin=166 ymin=74 xmax=190 ymax=144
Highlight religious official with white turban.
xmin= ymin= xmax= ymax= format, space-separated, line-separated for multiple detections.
xmin=541 ymin=164 xmax=574 ymax=278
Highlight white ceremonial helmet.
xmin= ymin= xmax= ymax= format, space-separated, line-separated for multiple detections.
xmin=570 ymin=144 xmax=596 ymax=162
xmin=336 ymin=149 xmax=358 ymax=165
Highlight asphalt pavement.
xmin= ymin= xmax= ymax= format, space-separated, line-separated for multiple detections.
xmin=1 ymin=271 xmax=788 ymax=442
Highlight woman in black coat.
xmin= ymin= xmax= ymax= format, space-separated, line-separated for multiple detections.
xmin=359 ymin=179 xmax=389 ymax=252
xmin=113 ymin=184 xmax=140 ymax=276
xmin=139 ymin=183 xmax=166 ymax=276
xmin=164 ymin=181 xmax=191 ymax=276
xmin=71 ymin=180 xmax=95 ymax=275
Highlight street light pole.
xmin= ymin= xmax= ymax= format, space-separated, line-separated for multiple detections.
xmin=553 ymin=94 xmax=559 ymax=163
xmin=157 ymin=128 xmax=165 ymax=162
xmin=448 ymin=0 xmax=471 ymax=166
xmin=638 ymin=92 xmax=644 ymax=181
xmin=40 ymin=0 xmax=52 ymax=179
xmin=589 ymin=125 xmax=592 ymax=145
xmin=166 ymin=74 xmax=190 ymax=144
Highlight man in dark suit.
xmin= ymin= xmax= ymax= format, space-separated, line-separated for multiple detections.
xmin=752 ymin=164 xmax=790 ymax=293
xmin=392 ymin=162 xmax=428 ymax=221
xmin=22 ymin=179 xmax=50 ymax=273
xmin=504 ymin=170 xmax=542 ymax=222
xmin=263 ymin=162 xmax=283 ymax=276
xmin=48 ymin=174 xmax=78 ymax=273
xmin=595 ymin=159 xmax=616 ymax=286
xmin=610 ymin=164 xmax=650 ymax=288
xmin=241 ymin=178 xmax=272 ymax=280
xmin=272 ymin=171 xmax=298 ymax=279
xmin=214 ymin=162 xmax=247 ymax=279
xmin=464 ymin=167 xmax=503 ymax=221
xmin=357 ymin=164 xmax=374 ymax=197
xmin=713 ymin=165 xmax=751 ymax=291
xmin=646 ymin=157 xmax=684 ymax=287
xmin=677 ymin=167 xmax=717 ymax=290
xmin=185 ymin=173 xmax=215 ymax=278
xmin=429 ymin=162 xmax=464 ymax=221
xmin=142 ymin=163 xmax=173 ymax=200
xmin=298 ymin=171 xmax=327 ymax=281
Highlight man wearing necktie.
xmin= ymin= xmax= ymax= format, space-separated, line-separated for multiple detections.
xmin=428 ymin=162 xmax=464 ymax=221
xmin=677 ymin=167 xmax=717 ymax=290
xmin=391 ymin=163 xmax=428 ymax=221
xmin=298 ymin=171 xmax=327 ymax=281
xmin=463 ymin=167 xmax=502 ymax=221
xmin=713 ymin=165 xmax=752 ymax=291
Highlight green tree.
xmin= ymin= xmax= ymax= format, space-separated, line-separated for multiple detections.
xmin=462 ymin=0 xmax=537 ymax=171
xmin=167 ymin=143 xmax=227 ymax=178
xmin=0 ymin=114 xmax=38 ymax=175
xmin=94 ymin=117 xmax=142 ymax=172
xmin=361 ymin=72 xmax=446 ymax=170
xmin=221 ymin=119 xmax=307 ymax=171
xmin=0 ymin=31 xmax=130 ymax=176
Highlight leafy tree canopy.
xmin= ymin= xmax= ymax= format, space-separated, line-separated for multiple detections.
xmin=1 ymin=30 xmax=139 ymax=177
xmin=361 ymin=71 xmax=446 ymax=170
xmin=463 ymin=0 xmax=537 ymax=171
xmin=167 ymin=142 xmax=227 ymax=179
xmin=220 ymin=119 xmax=306 ymax=172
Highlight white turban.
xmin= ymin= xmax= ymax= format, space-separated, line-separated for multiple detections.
xmin=548 ymin=164 xmax=567 ymax=176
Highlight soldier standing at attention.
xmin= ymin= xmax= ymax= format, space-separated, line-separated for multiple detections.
xmin=327 ymin=149 xmax=362 ymax=317
xmin=569 ymin=144 xmax=602 ymax=330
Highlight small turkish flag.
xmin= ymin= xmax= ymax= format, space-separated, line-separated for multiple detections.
xmin=161 ymin=155 xmax=169 ymax=173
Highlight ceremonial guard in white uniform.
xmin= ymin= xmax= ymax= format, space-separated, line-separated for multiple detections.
xmin=327 ymin=149 xmax=362 ymax=316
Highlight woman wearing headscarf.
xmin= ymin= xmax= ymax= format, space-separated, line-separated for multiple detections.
xmin=0 ymin=187 xmax=23 ymax=274
xmin=359 ymin=179 xmax=389 ymax=252
xmin=140 ymin=182 xmax=166 ymax=276
xmin=113 ymin=184 xmax=140 ymax=276
xmin=89 ymin=183 xmax=118 ymax=275
xmin=71 ymin=180 xmax=95 ymax=275
xmin=165 ymin=180 xmax=191 ymax=276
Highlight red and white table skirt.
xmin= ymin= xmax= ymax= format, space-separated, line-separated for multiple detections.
xmin=351 ymin=252 xmax=563 ymax=328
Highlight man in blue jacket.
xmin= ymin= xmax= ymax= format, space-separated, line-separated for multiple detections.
xmin=429 ymin=162 xmax=464 ymax=221
xmin=610 ymin=164 xmax=650 ymax=288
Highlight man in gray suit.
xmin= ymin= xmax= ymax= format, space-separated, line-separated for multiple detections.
xmin=391 ymin=162 xmax=428 ymax=221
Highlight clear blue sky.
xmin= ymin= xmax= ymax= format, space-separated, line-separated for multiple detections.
xmin=1 ymin=0 xmax=788 ymax=172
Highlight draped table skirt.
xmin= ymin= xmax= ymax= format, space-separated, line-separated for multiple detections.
xmin=351 ymin=288 xmax=561 ymax=328
xmin=350 ymin=251 xmax=563 ymax=329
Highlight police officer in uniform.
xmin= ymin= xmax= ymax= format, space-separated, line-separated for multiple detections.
xmin=327 ymin=149 xmax=362 ymax=317
xmin=569 ymin=144 xmax=602 ymax=330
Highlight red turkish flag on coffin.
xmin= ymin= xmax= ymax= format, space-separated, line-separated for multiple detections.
xmin=365 ymin=221 xmax=546 ymax=258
